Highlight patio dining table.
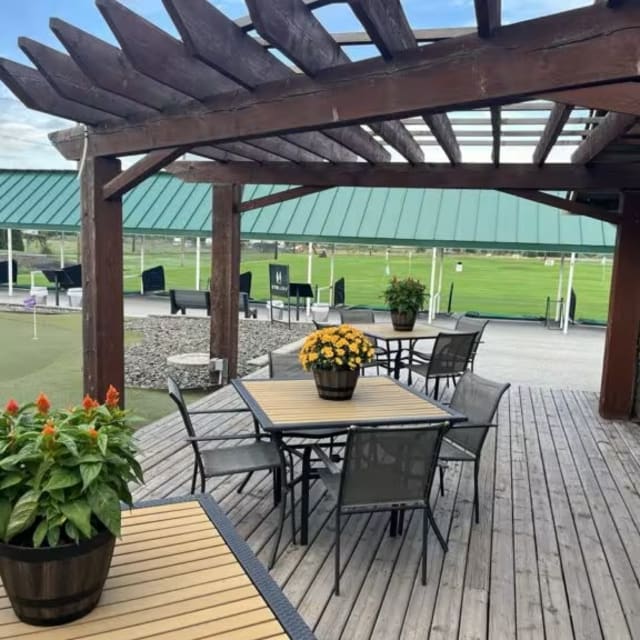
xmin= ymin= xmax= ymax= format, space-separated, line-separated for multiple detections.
xmin=0 ymin=495 xmax=314 ymax=640
xmin=352 ymin=322 xmax=462 ymax=378
xmin=232 ymin=376 xmax=464 ymax=545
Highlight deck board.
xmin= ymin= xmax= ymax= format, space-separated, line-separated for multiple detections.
xmin=126 ymin=382 xmax=639 ymax=639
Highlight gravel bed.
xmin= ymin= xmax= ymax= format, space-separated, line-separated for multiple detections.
xmin=125 ymin=315 xmax=312 ymax=389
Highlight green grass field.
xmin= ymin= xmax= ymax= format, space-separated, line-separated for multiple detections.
xmin=0 ymin=311 xmax=203 ymax=426
xmin=16 ymin=240 xmax=613 ymax=321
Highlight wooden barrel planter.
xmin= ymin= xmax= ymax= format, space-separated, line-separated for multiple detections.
xmin=0 ymin=529 xmax=115 ymax=626
xmin=390 ymin=310 xmax=417 ymax=331
xmin=313 ymin=368 xmax=359 ymax=400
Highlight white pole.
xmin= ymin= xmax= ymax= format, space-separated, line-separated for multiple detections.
xmin=555 ymin=254 xmax=565 ymax=322
xmin=32 ymin=305 xmax=38 ymax=340
xmin=563 ymin=252 xmax=576 ymax=335
xmin=329 ymin=245 xmax=335 ymax=306
xmin=195 ymin=237 xmax=201 ymax=290
xmin=139 ymin=235 xmax=145 ymax=295
xmin=306 ymin=242 xmax=313 ymax=316
xmin=436 ymin=248 xmax=444 ymax=314
xmin=7 ymin=228 xmax=13 ymax=297
xmin=385 ymin=248 xmax=390 ymax=276
xmin=428 ymin=247 xmax=437 ymax=323
xmin=59 ymin=232 xmax=65 ymax=268
xmin=408 ymin=250 xmax=412 ymax=276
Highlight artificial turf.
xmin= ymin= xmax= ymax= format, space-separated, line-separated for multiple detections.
xmin=0 ymin=311 xmax=203 ymax=426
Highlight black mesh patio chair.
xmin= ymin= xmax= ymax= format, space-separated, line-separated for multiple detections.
xmin=315 ymin=424 xmax=446 ymax=595
xmin=438 ymin=372 xmax=510 ymax=523
xmin=338 ymin=308 xmax=393 ymax=374
xmin=454 ymin=316 xmax=489 ymax=371
xmin=168 ymin=375 xmax=292 ymax=567
xmin=407 ymin=332 xmax=477 ymax=399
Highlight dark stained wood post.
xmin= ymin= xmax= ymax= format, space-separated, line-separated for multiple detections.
xmin=80 ymin=156 xmax=125 ymax=405
xmin=210 ymin=184 xmax=242 ymax=380
xmin=600 ymin=191 xmax=640 ymax=420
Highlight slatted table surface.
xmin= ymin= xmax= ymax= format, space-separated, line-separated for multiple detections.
xmin=351 ymin=322 xmax=459 ymax=341
xmin=0 ymin=498 xmax=314 ymax=640
xmin=234 ymin=376 xmax=456 ymax=431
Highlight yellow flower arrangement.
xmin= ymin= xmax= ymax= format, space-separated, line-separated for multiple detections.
xmin=299 ymin=324 xmax=375 ymax=371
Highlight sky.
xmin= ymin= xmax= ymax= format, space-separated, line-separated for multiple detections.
xmin=0 ymin=0 xmax=590 ymax=170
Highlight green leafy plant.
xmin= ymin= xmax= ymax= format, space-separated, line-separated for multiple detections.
xmin=0 ymin=387 xmax=142 ymax=548
xmin=383 ymin=277 xmax=427 ymax=314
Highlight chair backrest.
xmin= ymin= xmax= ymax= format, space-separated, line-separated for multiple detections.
xmin=339 ymin=308 xmax=374 ymax=324
xmin=141 ymin=265 xmax=165 ymax=293
xmin=447 ymin=372 xmax=511 ymax=454
xmin=61 ymin=264 xmax=82 ymax=288
xmin=239 ymin=271 xmax=252 ymax=297
xmin=427 ymin=332 xmax=477 ymax=377
xmin=339 ymin=425 xmax=444 ymax=509
xmin=455 ymin=316 xmax=489 ymax=356
xmin=334 ymin=277 xmax=345 ymax=306
xmin=167 ymin=375 xmax=200 ymax=448
xmin=268 ymin=352 xmax=312 ymax=380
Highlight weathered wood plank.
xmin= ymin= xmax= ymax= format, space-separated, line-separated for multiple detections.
xmin=572 ymin=112 xmax=637 ymax=164
xmin=533 ymin=104 xmax=573 ymax=166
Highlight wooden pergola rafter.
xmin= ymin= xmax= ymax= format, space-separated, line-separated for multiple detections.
xmin=1 ymin=0 xmax=639 ymax=420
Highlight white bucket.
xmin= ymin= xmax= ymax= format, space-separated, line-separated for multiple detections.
xmin=267 ymin=300 xmax=285 ymax=320
xmin=68 ymin=287 xmax=83 ymax=307
xmin=30 ymin=286 xmax=48 ymax=305
xmin=311 ymin=303 xmax=330 ymax=323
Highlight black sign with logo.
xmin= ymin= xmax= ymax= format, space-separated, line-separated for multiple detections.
xmin=269 ymin=264 xmax=290 ymax=297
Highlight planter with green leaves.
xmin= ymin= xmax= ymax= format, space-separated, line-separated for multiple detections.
xmin=0 ymin=387 xmax=142 ymax=626
xmin=383 ymin=277 xmax=427 ymax=331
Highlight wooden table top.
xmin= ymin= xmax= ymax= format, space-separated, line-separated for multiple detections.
xmin=0 ymin=497 xmax=313 ymax=640
xmin=352 ymin=322 xmax=459 ymax=340
xmin=234 ymin=376 xmax=458 ymax=432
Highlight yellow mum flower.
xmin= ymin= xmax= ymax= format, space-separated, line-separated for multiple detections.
xmin=309 ymin=352 xmax=319 ymax=361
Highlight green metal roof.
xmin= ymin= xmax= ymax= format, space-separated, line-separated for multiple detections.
xmin=0 ymin=169 xmax=615 ymax=253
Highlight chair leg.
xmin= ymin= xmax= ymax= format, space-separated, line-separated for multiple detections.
xmin=190 ymin=461 xmax=198 ymax=495
xmin=269 ymin=472 xmax=287 ymax=569
xmin=398 ymin=509 xmax=405 ymax=535
xmin=200 ymin=468 xmax=206 ymax=493
xmin=422 ymin=508 xmax=428 ymax=585
xmin=273 ymin=467 xmax=282 ymax=507
xmin=236 ymin=471 xmax=254 ymax=494
xmin=427 ymin=507 xmax=448 ymax=553
xmin=390 ymin=510 xmax=398 ymax=538
xmin=334 ymin=509 xmax=341 ymax=596
xmin=439 ymin=464 xmax=446 ymax=496
xmin=289 ymin=480 xmax=297 ymax=545
xmin=434 ymin=377 xmax=440 ymax=400
xmin=474 ymin=459 xmax=480 ymax=524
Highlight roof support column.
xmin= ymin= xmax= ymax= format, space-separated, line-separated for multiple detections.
xmin=80 ymin=156 xmax=124 ymax=406
xmin=600 ymin=192 xmax=640 ymax=420
xmin=7 ymin=229 xmax=13 ymax=297
xmin=210 ymin=184 xmax=242 ymax=380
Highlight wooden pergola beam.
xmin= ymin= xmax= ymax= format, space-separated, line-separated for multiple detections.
xmin=500 ymin=189 xmax=618 ymax=223
xmin=166 ymin=161 xmax=640 ymax=191
xmin=572 ymin=112 xmax=637 ymax=164
xmin=47 ymin=4 xmax=640 ymax=160
xmin=246 ymin=0 xmax=424 ymax=164
xmin=347 ymin=0 xmax=460 ymax=164
xmin=533 ymin=105 xmax=573 ymax=166
xmin=103 ymin=148 xmax=191 ymax=201
xmin=239 ymin=186 xmax=330 ymax=213
xmin=162 ymin=0 xmax=362 ymax=164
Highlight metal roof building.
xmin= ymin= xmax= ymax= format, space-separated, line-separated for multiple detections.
xmin=0 ymin=169 xmax=615 ymax=253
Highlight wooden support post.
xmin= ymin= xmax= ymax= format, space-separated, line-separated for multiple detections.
xmin=600 ymin=192 xmax=640 ymax=420
xmin=80 ymin=156 xmax=125 ymax=405
xmin=210 ymin=184 xmax=242 ymax=380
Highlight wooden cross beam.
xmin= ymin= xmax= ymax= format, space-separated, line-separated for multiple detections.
xmin=533 ymin=105 xmax=573 ymax=166
xmin=239 ymin=186 xmax=330 ymax=213
xmin=572 ymin=112 xmax=638 ymax=164
xmin=166 ymin=161 xmax=640 ymax=191
xmin=47 ymin=4 xmax=640 ymax=160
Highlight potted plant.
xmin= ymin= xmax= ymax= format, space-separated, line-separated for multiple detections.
xmin=0 ymin=386 xmax=142 ymax=626
xmin=383 ymin=277 xmax=427 ymax=331
xmin=299 ymin=325 xmax=375 ymax=400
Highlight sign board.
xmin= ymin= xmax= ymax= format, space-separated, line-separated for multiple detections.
xmin=269 ymin=264 xmax=290 ymax=297
xmin=455 ymin=262 xmax=463 ymax=273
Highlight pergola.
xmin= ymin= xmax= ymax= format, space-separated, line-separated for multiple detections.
xmin=1 ymin=0 xmax=639 ymax=420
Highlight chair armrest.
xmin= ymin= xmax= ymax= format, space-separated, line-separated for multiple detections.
xmin=189 ymin=408 xmax=251 ymax=415
xmin=448 ymin=422 xmax=497 ymax=430
xmin=312 ymin=444 xmax=342 ymax=475
xmin=186 ymin=433 xmax=257 ymax=442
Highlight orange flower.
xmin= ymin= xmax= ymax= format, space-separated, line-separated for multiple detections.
xmin=35 ymin=392 xmax=50 ymax=415
xmin=4 ymin=399 xmax=19 ymax=415
xmin=105 ymin=385 xmax=120 ymax=408
xmin=41 ymin=420 xmax=56 ymax=437
xmin=87 ymin=427 xmax=99 ymax=439
xmin=82 ymin=394 xmax=99 ymax=412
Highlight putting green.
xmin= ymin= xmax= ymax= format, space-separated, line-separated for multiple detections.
xmin=0 ymin=311 xmax=202 ymax=425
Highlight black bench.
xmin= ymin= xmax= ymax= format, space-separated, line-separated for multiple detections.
xmin=170 ymin=289 xmax=257 ymax=318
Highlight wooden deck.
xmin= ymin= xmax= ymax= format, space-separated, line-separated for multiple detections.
xmin=134 ymin=382 xmax=640 ymax=639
